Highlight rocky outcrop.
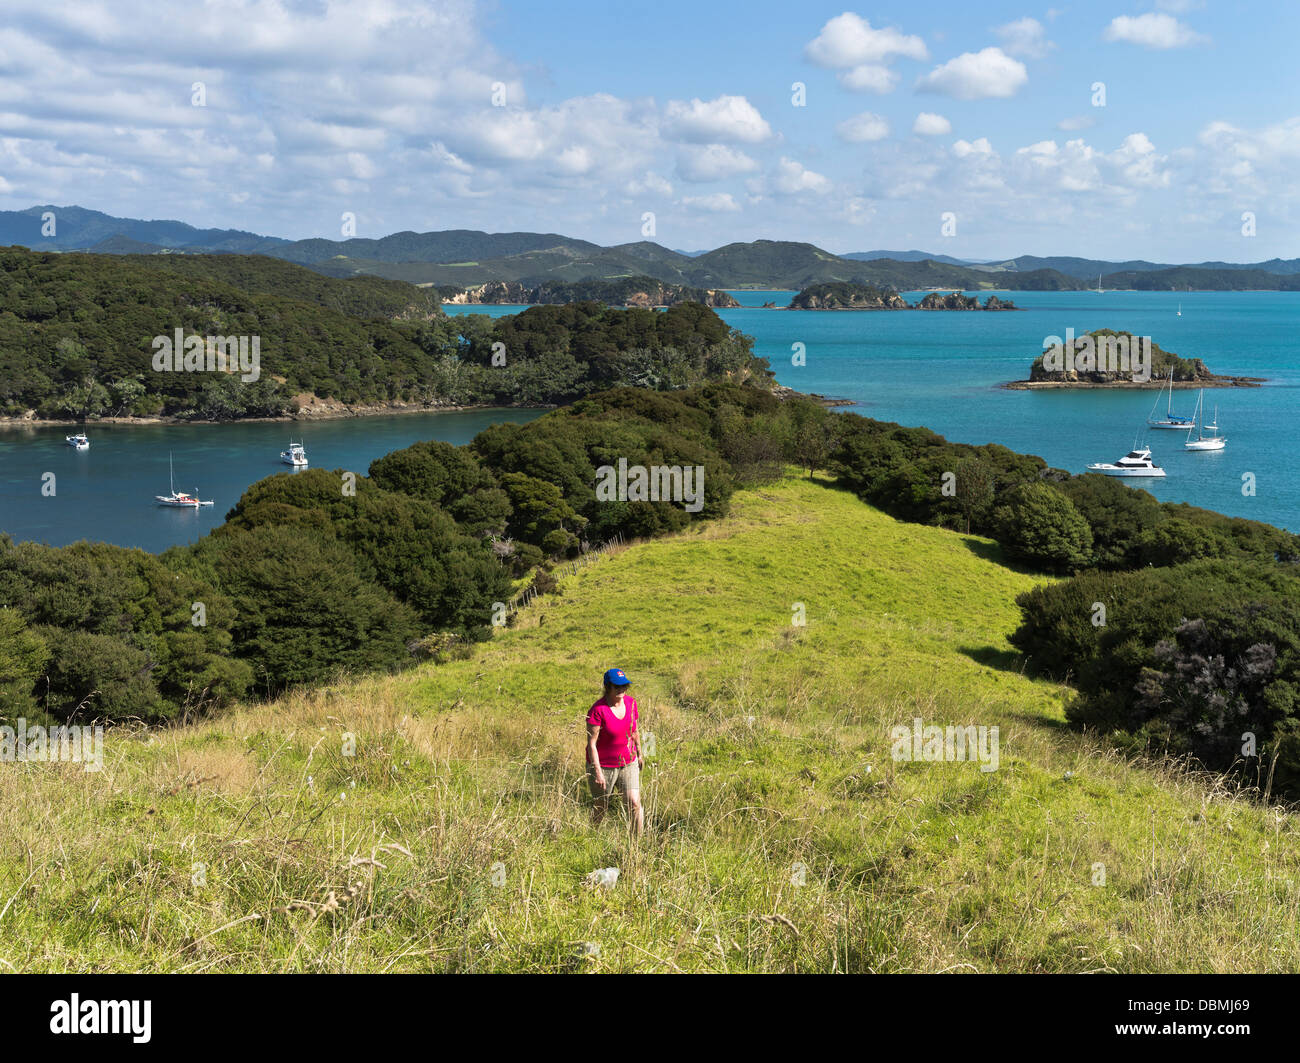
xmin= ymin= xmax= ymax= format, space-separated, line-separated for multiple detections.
xmin=788 ymin=282 xmax=908 ymax=309
xmin=915 ymin=292 xmax=1017 ymax=310
xmin=787 ymin=283 xmax=1016 ymax=310
xmin=1009 ymin=330 xmax=1264 ymax=389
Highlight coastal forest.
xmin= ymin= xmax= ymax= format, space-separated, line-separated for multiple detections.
xmin=0 ymin=248 xmax=762 ymax=420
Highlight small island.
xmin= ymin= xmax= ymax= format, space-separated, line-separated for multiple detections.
xmin=1004 ymin=328 xmax=1264 ymax=389
xmin=786 ymin=281 xmax=1016 ymax=311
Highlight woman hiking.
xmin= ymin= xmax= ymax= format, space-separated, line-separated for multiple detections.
xmin=585 ymin=668 xmax=643 ymax=836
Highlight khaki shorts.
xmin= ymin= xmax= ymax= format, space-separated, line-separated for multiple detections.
xmin=589 ymin=760 xmax=640 ymax=797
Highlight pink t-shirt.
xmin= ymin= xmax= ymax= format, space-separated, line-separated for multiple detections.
xmin=586 ymin=696 xmax=639 ymax=768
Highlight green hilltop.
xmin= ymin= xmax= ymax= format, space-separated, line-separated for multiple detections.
xmin=4 ymin=474 xmax=1299 ymax=971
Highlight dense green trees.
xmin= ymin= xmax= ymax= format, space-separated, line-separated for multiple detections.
xmin=0 ymin=249 xmax=768 ymax=419
xmin=992 ymin=482 xmax=1094 ymax=572
xmin=1010 ymin=562 xmax=1300 ymax=793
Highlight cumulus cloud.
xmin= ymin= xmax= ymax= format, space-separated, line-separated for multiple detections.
xmin=837 ymin=112 xmax=890 ymax=143
xmin=913 ymin=112 xmax=952 ymax=136
xmin=917 ymin=48 xmax=1028 ymax=99
xmin=995 ymin=17 xmax=1054 ymax=59
xmin=1103 ymin=13 xmax=1206 ymax=49
xmin=772 ymin=157 xmax=832 ymax=195
xmin=675 ymin=144 xmax=759 ymax=182
xmin=663 ymin=95 xmax=772 ymax=144
xmin=838 ymin=64 xmax=899 ymax=94
xmin=804 ymin=13 xmax=927 ymax=67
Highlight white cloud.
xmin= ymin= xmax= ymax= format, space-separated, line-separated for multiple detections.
xmin=917 ymin=48 xmax=1028 ymax=100
xmin=773 ymin=157 xmax=832 ymax=195
xmin=953 ymin=137 xmax=995 ymax=158
xmin=837 ymin=112 xmax=890 ymax=143
xmin=913 ymin=112 xmax=952 ymax=136
xmin=1103 ymin=13 xmax=1206 ymax=49
xmin=1057 ymin=115 xmax=1097 ymax=132
xmin=804 ymin=13 xmax=927 ymax=68
xmin=838 ymin=64 xmax=899 ymax=94
xmin=1110 ymin=132 xmax=1170 ymax=188
xmin=676 ymin=144 xmax=759 ymax=182
xmin=680 ymin=192 xmax=740 ymax=213
xmin=663 ymin=95 xmax=772 ymax=144
xmin=995 ymin=17 xmax=1054 ymax=59
xmin=626 ymin=171 xmax=673 ymax=197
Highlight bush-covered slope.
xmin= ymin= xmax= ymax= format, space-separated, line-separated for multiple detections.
xmin=5 ymin=476 xmax=1300 ymax=972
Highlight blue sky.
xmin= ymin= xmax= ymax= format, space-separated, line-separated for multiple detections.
xmin=0 ymin=0 xmax=1296 ymax=260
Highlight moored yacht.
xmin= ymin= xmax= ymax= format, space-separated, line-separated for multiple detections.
xmin=155 ymin=453 xmax=214 ymax=507
xmin=1147 ymin=369 xmax=1194 ymax=430
xmin=1184 ymin=390 xmax=1226 ymax=451
xmin=1087 ymin=447 xmax=1167 ymax=477
xmin=280 ymin=441 xmax=308 ymax=466
xmin=66 ymin=433 xmax=89 ymax=450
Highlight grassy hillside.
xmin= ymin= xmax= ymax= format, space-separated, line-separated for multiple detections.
xmin=4 ymin=475 xmax=1298 ymax=972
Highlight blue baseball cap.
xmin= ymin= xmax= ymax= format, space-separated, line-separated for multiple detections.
xmin=603 ymin=668 xmax=630 ymax=687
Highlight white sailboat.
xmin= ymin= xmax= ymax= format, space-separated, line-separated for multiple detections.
xmin=1184 ymin=390 xmax=1226 ymax=451
xmin=1095 ymin=272 xmax=1104 ymax=294
xmin=156 ymin=453 xmax=213 ymax=508
xmin=1147 ymin=369 xmax=1195 ymax=430
xmin=280 ymin=441 xmax=308 ymax=466
xmin=1176 ymin=302 xmax=1182 ymax=317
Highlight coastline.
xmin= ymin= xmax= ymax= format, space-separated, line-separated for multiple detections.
xmin=1002 ymin=375 xmax=1266 ymax=391
xmin=0 ymin=398 xmax=557 ymax=430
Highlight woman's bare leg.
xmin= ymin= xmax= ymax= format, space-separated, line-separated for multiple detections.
xmin=626 ymin=791 xmax=644 ymax=837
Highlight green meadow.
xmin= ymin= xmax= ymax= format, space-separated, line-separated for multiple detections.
xmin=3 ymin=474 xmax=1298 ymax=972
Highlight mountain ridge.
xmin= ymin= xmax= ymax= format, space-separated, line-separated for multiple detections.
xmin=1 ymin=204 xmax=1296 ymax=290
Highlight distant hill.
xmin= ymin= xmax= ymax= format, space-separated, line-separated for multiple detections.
xmin=0 ymin=205 xmax=286 ymax=254
xmin=841 ymin=249 xmax=978 ymax=266
xmin=1102 ymin=267 xmax=1300 ymax=291
xmin=269 ymin=229 xmax=603 ymax=267
xmin=1 ymin=204 xmax=1297 ymax=291
xmin=115 ymin=252 xmax=442 ymax=319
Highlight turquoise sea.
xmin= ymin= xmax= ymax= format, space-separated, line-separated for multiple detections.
xmin=451 ymin=291 xmax=1300 ymax=531
xmin=2 ymin=290 xmax=1297 ymax=553
xmin=721 ymin=289 xmax=1300 ymax=532
xmin=0 ymin=408 xmax=545 ymax=553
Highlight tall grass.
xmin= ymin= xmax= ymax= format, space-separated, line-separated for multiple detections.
xmin=2 ymin=474 xmax=1299 ymax=972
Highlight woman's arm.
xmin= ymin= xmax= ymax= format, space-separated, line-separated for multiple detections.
xmin=586 ymin=723 xmax=605 ymax=786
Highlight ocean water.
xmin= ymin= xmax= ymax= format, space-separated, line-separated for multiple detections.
xmin=716 ymin=289 xmax=1300 ymax=532
xmin=0 ymin=408 xmax=544 ymax=552
xmin=2 ymin=290 xmax=1296 ymax=554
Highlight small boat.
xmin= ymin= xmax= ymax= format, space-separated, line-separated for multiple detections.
xmin=1147 ymin=369 xmax=1194 ymax=430
xmin=1094 ymin=272 xmax=1104 ymax=294
xmin=280 ymin=441 xmax=308 ymax=466
xmin=1184 ymin=390 xmax=1226 ymax=451
xmin=156 ymin=453 xmax=213 ymax=508
xmin=1176 ymin=302 xmax=1182 ymax=317
xmin=1088 ymin=447 xmax=1167 ymax=477
xmin=65 ymin=433 xmax=89 ymax=450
